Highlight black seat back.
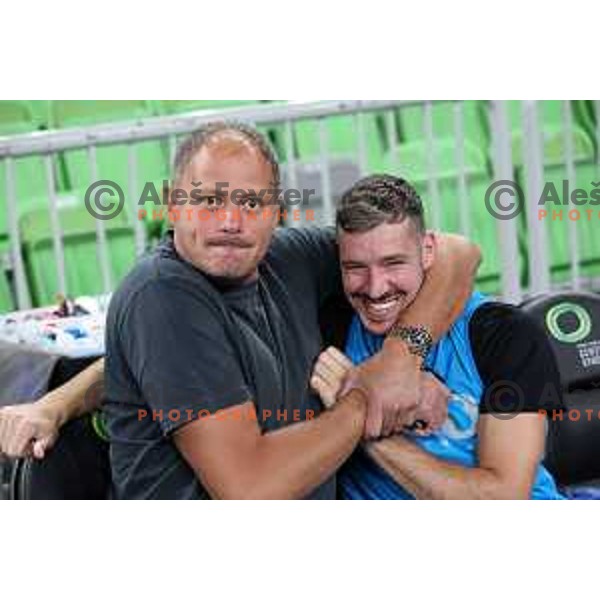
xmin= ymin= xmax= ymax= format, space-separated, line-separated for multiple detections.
xmin=521 ymin=291 xmax=600 ymax=486
xmin=9 ymin=415 xmax=111 ymax=500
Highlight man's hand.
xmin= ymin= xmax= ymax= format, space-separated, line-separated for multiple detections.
xmin=341 ymin=338 xmax=421 ymax=440
xmin=0 ymin=358 xmax=105 ymax=461
xmin=409 ymin=372 xmax=450 ymax=435
xmin=310 ymin=346 xmax=354 ymax=409
xmin=0 ymin=402 xmax=61 ymax=459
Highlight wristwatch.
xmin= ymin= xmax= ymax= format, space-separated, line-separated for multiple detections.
xmin=386 ymin=324 xmax=433 ymax=360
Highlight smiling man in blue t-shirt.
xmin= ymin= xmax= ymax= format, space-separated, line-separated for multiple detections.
xmin=311 ymin=174 xmax=564 ymax=500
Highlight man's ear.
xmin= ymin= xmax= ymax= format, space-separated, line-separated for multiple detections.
xmin=421 ymin=230 xmax=436 ymax=271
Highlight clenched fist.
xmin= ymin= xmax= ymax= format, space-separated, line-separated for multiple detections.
xmin=310 ymin=346 xmax=355 ymax=409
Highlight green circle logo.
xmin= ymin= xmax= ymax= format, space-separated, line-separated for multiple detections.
xmin=545 ymin=302 xmax=592 ymax=344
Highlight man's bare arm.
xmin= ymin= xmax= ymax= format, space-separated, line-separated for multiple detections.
xmin=174 ymin=393 xmax=366 ymax=500
xmin=0 ymin=358 xmax=104 ymax=458
xmin=396 ymin=233 xmax=481 ymax=340
xmin=174 ymin=334 xmax=421 ymax=499
xmin=365 ymin=413 xmax=545 ymax=499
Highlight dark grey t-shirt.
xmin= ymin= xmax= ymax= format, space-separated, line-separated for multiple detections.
xmin=104 ymin=227 xmax=341 ymax=499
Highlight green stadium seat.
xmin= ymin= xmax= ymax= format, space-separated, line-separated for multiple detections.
xmin=292 ymin=113 xmax=387 ymax=173
xmin=27 ymin=101 xmax=51 ymax=128
xmin=383 ymin=138 xmax=509 ymax=293
xmin=516 ymin=132 xmax=600 ymax=285
xmin=504 ymin=100 xmax=595 ymax=167
xmin=0 ymin=232 xmax=14 ymax=311
xmin=572 ymin=101 xmax=597 ymax=146
xmin=396 ymin=101 xmax=489 ymax=152
xmin=0 ymin=101 xmax=45 ymax=133
xmin=158 ymin=100 xmax=285 ymax=167
xmin=50 ymin=101 xmax=169 ymax=210
xmin=0 ymin=101 xmax=58 ymax=240
xmin=0 ymin=268 xmax=13 ymax=313
xmin=20 ymin=192 xmax=136 ymax=306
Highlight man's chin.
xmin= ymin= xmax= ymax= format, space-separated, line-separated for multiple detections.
xmin=207 ymin=264 xmax=257 ymax=284
xmin=358 ymin=313 xmax=397 ymax=336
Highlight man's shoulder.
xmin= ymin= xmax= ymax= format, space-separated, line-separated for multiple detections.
xmin=469 ymin=301 xmax=545 ymax=346
xmin=264 ymin=226 xmax=338 ymax=291
xmin=468 ymin=299 xmax=562 ymax=412
xmin=107 ymin=244 xmax=219 ymax=325
xmin=267 ymin=225 xmax=336 ymax=260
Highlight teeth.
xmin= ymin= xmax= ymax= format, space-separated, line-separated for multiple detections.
xmin=366 ymin=297 xmax=399 ymax=312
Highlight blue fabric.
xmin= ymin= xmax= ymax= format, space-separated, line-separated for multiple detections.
xmin=338 ymin=292 xmax=565 ymax=500
xmin=562 ymin=486 xmax=600 ymax=500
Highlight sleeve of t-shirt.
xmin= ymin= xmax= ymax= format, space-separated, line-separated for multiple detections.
xmin=118 ymin=276 xmax=253 ymax=435
xmin=271 ymin=226 xmax=342 ymax=306
xmin=469 ymin=302 xmax=565 ymax=414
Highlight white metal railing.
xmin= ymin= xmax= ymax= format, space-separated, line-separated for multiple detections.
xmin=1 ymin=99 xmax=598 ymax=312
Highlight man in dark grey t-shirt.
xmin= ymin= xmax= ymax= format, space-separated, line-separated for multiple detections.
xmin=106 ymin=224 xmax=345 ymax=499
xmin=106 ymin=122 xmax=394 ymax=499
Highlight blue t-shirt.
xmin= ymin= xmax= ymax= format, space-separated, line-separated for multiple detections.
xmin=338 ymin=292 xmax=564 ymax=500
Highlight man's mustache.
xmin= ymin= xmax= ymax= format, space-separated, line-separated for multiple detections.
xmin=206 ymin=237 xmax=254 ymax=248
xmin=350 ymin=292 xmax=406 ymax=303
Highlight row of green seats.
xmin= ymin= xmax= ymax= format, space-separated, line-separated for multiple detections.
xmin=0 ymin=101 xmax=56 ymax=310
xmin=0 ymin=101 xmax=263 ymax=310
xmin=0 ymin=101 xmax=58 ymax=238
xmin=507 ymin=101 xmax=599 ymax=286
xmin=2 ymin=100 xmax=596 ymax=166
xmin=516 ymin=134 xmax=600 ymax=286
xmin=0 ymin=100 xmax=263 ymax=200
xmin=396 ymin=101 xmax=489 ymax=151
xmin=2 ymin=101 xmax=599 ymax=309
xmin=385 ymin=101 xmax=600 ymax=292
xmin=276 ymin=111 xmax=388 ymax=171
xmin=20 ymin=196 xmax=137 ymax=307
xmin=394 ymin=100 xmax=596 ymax=159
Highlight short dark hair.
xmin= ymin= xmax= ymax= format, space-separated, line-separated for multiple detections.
xmin=173 ymin=121 xmax=280 ymax=188
xmin=336 ymin=174 xmax=425 ymax=234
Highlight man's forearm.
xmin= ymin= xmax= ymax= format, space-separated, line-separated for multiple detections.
xmin=38 ymin=358 xmax=105 ymax=427
xmin=366 ymin=436 xmax=527 ymax=500
xmin=252 ymin=391 xmax=366 ymax=499
xmin=182 ymin=391 xmax=366 ymax=500
xmin=397 ymin=233 xmax=480 ymax=340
